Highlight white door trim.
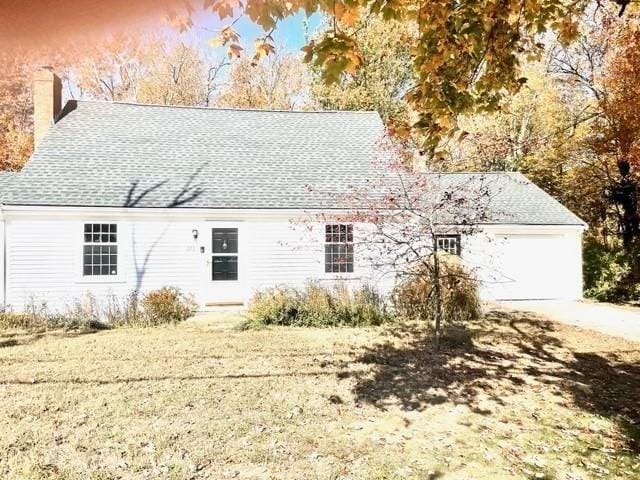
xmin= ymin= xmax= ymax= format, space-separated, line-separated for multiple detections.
xmin=202 ymin=221 xmax=247 ymax=305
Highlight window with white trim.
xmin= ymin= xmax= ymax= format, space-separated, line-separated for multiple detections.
xmin=436 ymin=235 xmax=461 ymax=256
xmin=325 ymin=224 xmax=354 ymax=273
xmin=83 ymin=223 xmax=118 ymax=276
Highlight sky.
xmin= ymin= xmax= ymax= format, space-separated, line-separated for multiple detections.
xmin=186 ymin=9 xmax=322 ymax=53
xmin=0 ymin=1 xmax=321 ymax=56
xmin=46 ymin=5 xmax=322 ymax=102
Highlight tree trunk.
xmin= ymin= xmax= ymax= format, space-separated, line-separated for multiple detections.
xmin=613 ymin=160 xmax=639 ymax=251
xmin=610 ymin=159 xmax=640 ymax=294
xmin=432 ymin=239 xmax=443 ymax=351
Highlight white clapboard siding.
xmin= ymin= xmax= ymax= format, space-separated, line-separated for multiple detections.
xmin=0 ymin=220 xmax=4 ymax=306
xmin=2 ymin=215 xmax=584 ymax=312
xmin=5 ymin=219 xmax=202 ymax=311
xmin=7 ymin=219 xmax=81 ymax=310
xmin=245 ymin=221 xmax=325 ymax=291
xmin=127 ymin=221 xmax=201 ymax=295
xmin=3 ymin=217 xmax=382 ymax=311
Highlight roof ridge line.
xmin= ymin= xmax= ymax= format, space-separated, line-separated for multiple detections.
xmin=74 ymin=99 xmax=380 ymax=115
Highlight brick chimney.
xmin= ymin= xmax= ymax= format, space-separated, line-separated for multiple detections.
xmin=33 ymin=67 xmax=62 ymax=147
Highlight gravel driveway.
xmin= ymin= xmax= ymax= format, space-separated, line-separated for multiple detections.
xmin=498 ymin=300 xmax=640 ymax=343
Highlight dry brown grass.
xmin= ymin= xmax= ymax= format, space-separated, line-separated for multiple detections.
xmin=0 ymin=308 xmax=639 ymax=479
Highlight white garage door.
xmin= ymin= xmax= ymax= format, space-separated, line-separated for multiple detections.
xmin=484 ymin=234 xmax=578 ymax=300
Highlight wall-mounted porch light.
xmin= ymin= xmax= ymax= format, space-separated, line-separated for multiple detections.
xmin=192 ymin=229 xmax=199 ymax=240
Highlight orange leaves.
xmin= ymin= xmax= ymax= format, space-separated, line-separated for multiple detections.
xmin=195 ymin=0 xmax=593 ymax=149
xmin=596 ymin=22 xmax=640 ymax=164
xmin=228 ymin=43 xmax=245 ymax=58
xmin=209 ymin=23 xmax=277 ymax=63
xmin=210 ymin=26 xmax=240 ymax=47
xmin=387 ymin=119 xmax=411 ymax=140
xmin=165 ymin=1 xmax=195 ymax=33
xmin=204 ymin=0 xmax=244 ymax=20
xmin=302 ymin=34 xmax=362 ymax=83
xmin=244 ymin=0 xmax=289 ymax=31
xmin=210 ymin=27 xmax=276 ymax=62
xmin=209 ymin=27 xmax=245 ymax=59
xmin=252 ymin=40 xmax=276 ymax=65
xmin=333 ymin=1 xmax=361 ymax=27
xmin=552 ymin=18 xmax=580 ymax=45
xmin=165 ymin=12 xmax=193 ymax=33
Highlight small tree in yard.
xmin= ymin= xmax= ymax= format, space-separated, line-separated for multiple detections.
xmin=319 ymin=138 xmax=496 ymax=349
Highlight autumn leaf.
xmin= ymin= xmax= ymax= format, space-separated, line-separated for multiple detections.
xmin=255 ymin=40 xmax=275 ymax=57
xmin=437 ymin=114 xmax=455 ymax=130
xmin=334 ymin=2 xmax=360 ymax=27
xmin=209 ymin=37 xmax=223 ymax=48
xmin=221 ymin=26 xmax=240 ymax=44
xmin=228 ymin=43 xmax=244 ymax=58
xmin=182 ymin=0 xmax=594 ymax=148
xmin=204 ymin=0 xmax=243 ymax=20
xmin=343 ymin=50 xmax=362 ymax=73
xmin=252 ymin=40 xmax=276 ymax=65
xmin=301 ymin=42 xmax=316 ymax=63
xmin=165 ymin=11 xmax=193 ymax=33
xmin=302 ymin=33 xmax=362 ymax=83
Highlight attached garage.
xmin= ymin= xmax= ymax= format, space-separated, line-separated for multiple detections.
xmin=488 ymin=232 xmax=583 ymax=300
xmin=470 ymin=227 xmax=585 ymax=301
xmin=429 ymin=172 xmax=586 ymax=302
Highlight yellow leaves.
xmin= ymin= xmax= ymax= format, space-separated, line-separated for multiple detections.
xmin=507 ymin=11 xmax=520 ymax=26
xmin=436 ymin=113 xmax=455 ymax=130
xmin=210 ymin=27 xmax=244 ymax=59
xmin=209 ymin=25 xmax=276 ymax=65
xmin=196 ymin=0 xmax=588 ymax=150
xmin=252 ymin=40 xmax=276 ymax=65
xmin=388 ymin=120 xmax=411 ymax=139
xmin=554 ymin=18 xmax=580 ymax=45
xmin=219 ymin=26 xmax=241 ymax=45
xmin=217 ymin=52 xmax=308 ymax=110
xmin=334 ymin=2 xmax=361 ymax=27
xmin=209 ymin=37 xmax=223 ymax=48
xmin=343 ymin=50 xmax=362 ymax=73
xmin=204 ymin=0 xmax=243 ymax=20
xmin=256 ymin=40 xmax=276 ymax=57
xmin=302 ymin=33 xmax=363 ymax=83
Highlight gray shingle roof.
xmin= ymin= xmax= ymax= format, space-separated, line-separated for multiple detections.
xmin=1 ymin=101 xmax=584 ymax=225
xmin=423 ymin=172 xmax=585 ymax=226
xmin=0 ymin=171 xmax=17 ymax=202
xmin=4 ymin=101 xmax=383 ymax=210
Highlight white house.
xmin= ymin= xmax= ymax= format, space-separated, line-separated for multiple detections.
xmin=0 ymin=70 xmax=586 ymax=312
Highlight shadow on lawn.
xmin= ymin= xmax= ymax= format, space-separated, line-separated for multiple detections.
xmin=350 ymin=308 xmax=640 ymax=452
xmin=0 ymin=368 xmax=351 ymax=385
xmin=0 ymin=327 xmax=103 ymax=349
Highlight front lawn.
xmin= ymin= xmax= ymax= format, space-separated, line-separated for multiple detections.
xmin=0 ymin=309 xmax=638 ymax=479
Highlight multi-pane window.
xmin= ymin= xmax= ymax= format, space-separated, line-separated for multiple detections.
xmin=325 ymin=224 xmax=354 ymax=273
xmin=436 ymin=235 xmax=461 ymax=256
xmin=83 ymin=223 xmax=118 ymax=276
xmin=212 ymin=228 xmax=238 ymax=281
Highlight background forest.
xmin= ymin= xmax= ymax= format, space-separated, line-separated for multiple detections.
xmin=1 ymin=4 xmax=639 ymax=303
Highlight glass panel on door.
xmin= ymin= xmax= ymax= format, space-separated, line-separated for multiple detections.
xmin=212 ymin=228 xmax=238 ymax=281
